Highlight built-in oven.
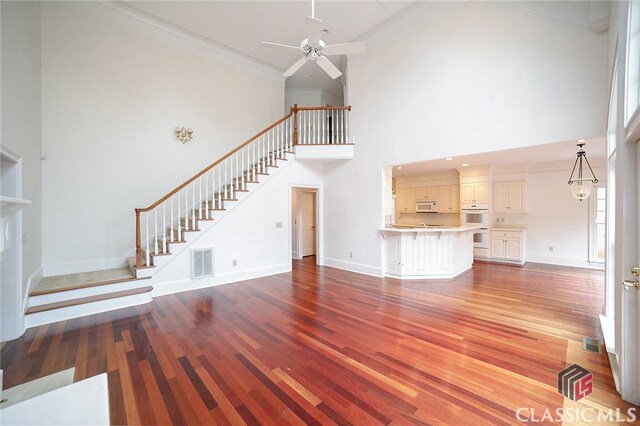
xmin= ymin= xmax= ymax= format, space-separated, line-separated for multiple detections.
xmin=461 ymin=204 xmax=489 ymax=257
xmin=473 ymin=229 xmax=490 ymax=249
xmin=460 ymin=204 xmax=489 ymax=228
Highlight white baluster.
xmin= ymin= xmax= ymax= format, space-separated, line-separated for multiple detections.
xmin=342 ymin=109 xmax=346 ymax=144
xmin=199 ymin=178 xmax=203 ymax=219
xmin=154 ymin=210 xmax=158 ymax=255
xmin=162 ymin=204 xmax=166 ymax=253
xmin=170 ymin=197 xmax=174 ymax=242
xmin=177 ymin=192 xmax=181 ymax=240
xmin=205 ymin=173 xmax=209 ymax=219
xmin=346 ymin=108 xmax=350 ymax=143
xmin=145 ymin=214 xmax=150 ymax=266
xmin=192 ymin=181 xmax=196 ymax=228
xmin=185 ymin=184 xmax=189 ymax=231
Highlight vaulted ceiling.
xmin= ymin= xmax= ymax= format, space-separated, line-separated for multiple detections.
xmin=124 ymin=1 xmax=417 ymax=93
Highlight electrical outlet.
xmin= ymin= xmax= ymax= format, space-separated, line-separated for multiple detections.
xmin=232 ymin=259 xmax=237 ymax=266
xmin=349 ymin=252 xmax=353 ymax=258
xmin=549 ymin=246 xmax=554 ymax=252
xmin=275 ymin=221 xmax=283 ymax=228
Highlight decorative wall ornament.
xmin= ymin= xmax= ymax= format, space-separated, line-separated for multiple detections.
xmin=175 ymin=127 xmax=194 ymax=144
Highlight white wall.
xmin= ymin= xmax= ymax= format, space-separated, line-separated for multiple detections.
xmin=40 ymin=3 xmax=284 ymax=276
xmin=151 ymin=159 xmax=324 ymax=295
xmin=491 ymin=167 xmax=606 ymax=267
xmin=1 ymin=1 xmax=42 ymax=339
xmin=324 ymin=2 xmax=608 ymax=274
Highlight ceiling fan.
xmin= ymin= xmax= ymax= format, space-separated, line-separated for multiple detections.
xmin=262 ymin=0 xmax=365 ymax=79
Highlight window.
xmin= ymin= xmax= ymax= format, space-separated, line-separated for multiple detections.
xmin=590 ymin=186 xmax=606 ymax=264
xmin=625 ymin=1 xmax=640 ymax=124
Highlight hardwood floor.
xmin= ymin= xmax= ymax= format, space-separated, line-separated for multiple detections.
xmin=2 ymin=259 xmax=638 ymax=425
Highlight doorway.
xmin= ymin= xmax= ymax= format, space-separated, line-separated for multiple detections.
xmin=291 ymin=187 xmax=318 ymax=262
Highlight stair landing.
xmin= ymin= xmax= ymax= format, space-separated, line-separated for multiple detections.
xmin=31 ymin=267 xmax=138 ymax=296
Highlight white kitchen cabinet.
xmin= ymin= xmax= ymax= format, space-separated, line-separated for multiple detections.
xmin=493 ymin=181 xmax=526 ymax=212
xmin=490 ymin=229 xmax=526 ymax=265
xmin=415 ymin=186 xmax=438 ymax=200
xmin=438 ymin=185 xmax=460 ymax=212
xmin=396 ymin=187 xmax=416 ymax=211
xmin=461 ymin=182 xmax=489 ymax=204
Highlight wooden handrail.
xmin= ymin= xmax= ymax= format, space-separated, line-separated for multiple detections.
xmin=293 ymin=105 xmax=352 ymax=111
xmin=137 ymin=112 xmax=293 ymax=213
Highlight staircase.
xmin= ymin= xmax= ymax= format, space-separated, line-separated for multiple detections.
xmin=24 ymin=105 xmax=353 ymax=329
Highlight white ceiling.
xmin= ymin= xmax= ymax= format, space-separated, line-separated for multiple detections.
xmin=125 ymin=1 xmax=417 ymax=94
xmin=393 ymin=138 xmax=606 ymax=177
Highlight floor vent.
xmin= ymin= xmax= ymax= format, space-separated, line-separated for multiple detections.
xmin=582 ymin=336 xmax=602 ymax=354
xmin=192 ymin=248 xmax=214 ymax=279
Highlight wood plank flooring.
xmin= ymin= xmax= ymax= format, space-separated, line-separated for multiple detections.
xmin=2 ymin=259 xmax=638 ymax=425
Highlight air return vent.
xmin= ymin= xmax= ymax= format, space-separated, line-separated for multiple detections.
xmin=582 ymin=336 xmax=602 ymax=354
xmin=192 ymin=248 xmax=213 ymax=279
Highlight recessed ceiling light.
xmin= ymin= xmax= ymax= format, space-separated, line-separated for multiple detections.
xmin=446 ymin=157 xmax=453 ymax=161
xmin=577 ymin=138 xmax=586 ymax=142
xmin=309 ymin=75 xmax=316 ymax=80
xmin=321 ymin=29 xmax=330 ymax=35
xmin=462 ymin=163 xmax=469 ymax=167
xmin=397 ymin=166 xmax=403 ymax=170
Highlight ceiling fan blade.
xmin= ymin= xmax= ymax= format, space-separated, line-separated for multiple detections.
xmin=316 ymin=56 xmax=342 ymax=79
xmin=283 ymin=57 xmax=309 ymax=77
xmin=307 ymin=16 xmax=322 ymax=45
xmin=262 ymin=41 xmax=300 ymax=51
xmin=325 ymin=42 xmax=366 ymax=56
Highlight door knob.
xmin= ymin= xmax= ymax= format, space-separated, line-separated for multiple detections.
xmin=622 ymin=279 xmax=639 ymax=291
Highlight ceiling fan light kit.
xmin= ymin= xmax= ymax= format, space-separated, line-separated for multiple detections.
xmin=262 ymin=0 xmax=365 ymax=79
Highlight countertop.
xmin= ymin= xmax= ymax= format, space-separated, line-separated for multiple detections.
xmin=380 ymin=225 xmax=482 ymax=233
xmin=491 ymin=226 xmax=527 ymax=231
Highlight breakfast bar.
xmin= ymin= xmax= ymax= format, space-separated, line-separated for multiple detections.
xmin=379 ymin=226 xmax=481 ymax=279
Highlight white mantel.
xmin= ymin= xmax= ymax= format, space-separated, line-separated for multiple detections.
xmin=380 ymin=226 xmax=480 ymax=279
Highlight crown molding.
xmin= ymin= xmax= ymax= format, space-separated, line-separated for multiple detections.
xmin=79 ymin=1 xmax=285 ymax=83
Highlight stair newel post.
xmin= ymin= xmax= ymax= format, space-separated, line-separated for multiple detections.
xmin=154 ymin=209 xmax=159 ymax=255
xmin=292 ymin=104 xmax=299 ymax=146
xmin=135 ymin=208 xmax=143 ymax=268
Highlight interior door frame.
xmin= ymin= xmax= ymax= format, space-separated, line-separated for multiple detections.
xmin=289 ymin=185 xmax=322 ymax=267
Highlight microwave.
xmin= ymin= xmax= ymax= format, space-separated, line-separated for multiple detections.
xmin=416 ymin=200 xmax=438 ymax=213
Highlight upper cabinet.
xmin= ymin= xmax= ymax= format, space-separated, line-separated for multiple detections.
xmin=396 ymin=187 xmax=416 ymax=211
xmin=415 ymin=186 xmax=438 ymax=200
xmin=460 ymin=182 xmax=489 ymax=204
xmin=438 ymin=185 xmax=460 ymax=212
xmin=493 ymin=181 xmax=526 ymax=212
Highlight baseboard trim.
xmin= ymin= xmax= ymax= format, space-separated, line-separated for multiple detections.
xmin=322 ymin=257 xmax=383 ymax=278
xmin=524 ymin=255 xmax=602 ymax=270
xmin=152 ymin=263 xmax=291 ymax=297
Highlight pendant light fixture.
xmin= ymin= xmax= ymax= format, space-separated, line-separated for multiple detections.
xmin=567 ymin=142 xmax=598 ymax=201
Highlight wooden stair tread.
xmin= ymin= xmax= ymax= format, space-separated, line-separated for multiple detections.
xmin=31 ymin=268 xmax=147 ymax=296
xmin=26 ymin=286 xmax=153 ymax=315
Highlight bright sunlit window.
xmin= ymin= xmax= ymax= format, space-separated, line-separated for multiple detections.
xmin=590 ymin=186 xmax=606 ymax=264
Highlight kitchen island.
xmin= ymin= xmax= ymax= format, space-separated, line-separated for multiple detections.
xmin=379 ymin=226 xmax=481 ymax=279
